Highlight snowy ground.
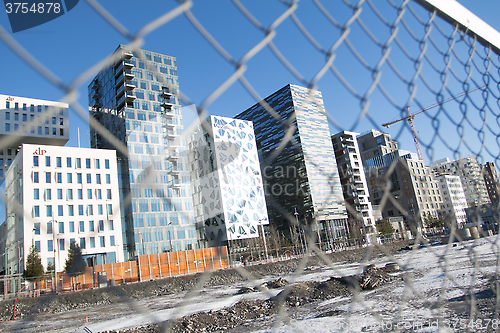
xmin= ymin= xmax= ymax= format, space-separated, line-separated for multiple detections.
xmin=3 ymin=236 xmax=499 ymax=332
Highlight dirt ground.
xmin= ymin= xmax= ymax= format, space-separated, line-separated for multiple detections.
xmin=0 ymin=241 xmax=410 ymax=325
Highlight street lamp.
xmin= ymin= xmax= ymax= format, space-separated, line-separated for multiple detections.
xmin=258 ymin=218 xmax=268 ymax=261
xmin=167 ymin=221 xmax=173 ymax=252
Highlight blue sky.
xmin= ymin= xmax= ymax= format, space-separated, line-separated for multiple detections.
xmin=1 ymin=0 xmax=499 ymax=166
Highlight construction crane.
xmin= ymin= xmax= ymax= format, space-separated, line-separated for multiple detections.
xmin=382 ymin=85 xmax=486 ymax=160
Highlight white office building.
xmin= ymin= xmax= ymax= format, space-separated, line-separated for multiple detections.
xmin=188 ymin=116 xmax=269 ymax=247
xmin=3 ymin=144 xmax=123 ymax=274
xmin=0 ymin=94 xmax=69 ymax=182
xmin=436 ymin=174 xmax=468 ymax=228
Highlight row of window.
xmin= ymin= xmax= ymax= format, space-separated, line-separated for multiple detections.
xmin=34 ymin=220 xmax=114 ymax=235
xmin=5 ymin=101 xmax=64 ymax=114
xmin=5 ymin=123 xmax=64 ymax=136
xmin=33 ymin=156 xmax=110 ymax=169
xmin=5 ymin=112 xmax=63 ymax=125
xmin=34 ymin=235 xmax=114 ymax=252
xmin=34 ymin=188 xmax=112 ymax=201
xmin=33 ymin=204 xmax=113 ymax=218
xmin=32 ymin=171 xmax=111 ymax=184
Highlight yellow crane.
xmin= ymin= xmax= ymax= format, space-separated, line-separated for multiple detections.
xmin=382 ymin=85 xmax=486 ymax=160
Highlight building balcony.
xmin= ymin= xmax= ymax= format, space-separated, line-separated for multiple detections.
xmin=163 ymin=121 xmax=176 ymax=130
xmin=164 ymin=131 xmax=178 ymax=141
xmin=91 ymin=80 xmax=99 ymax=90
xmin=161 ymin=86 xmax=173 ymax=98
xmin=162 ymin=106 xmax=175 ymax=119
xmin=125 ymin=80 xmax=135 ymax=90
xmin=116 ymin=91 xmax=136 ymax=109
xmin=167 ymin=151 xmax=180 ymax=161
xmin=167 ymin=166 xmax=181 ymax=175
xmin=91 ymin=90 xmax=100 ymax=100
xmin=170 ymin=179 xmax=181 ymax=188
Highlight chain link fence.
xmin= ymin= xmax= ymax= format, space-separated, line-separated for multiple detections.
xmin=1 ymin=0 xmax=500 ymax=332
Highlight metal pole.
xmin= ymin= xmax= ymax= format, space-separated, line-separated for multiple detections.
xmin=53 ymin=220 xmax=57 ymax=293
xmin=259 ymin=221 xmax=268 ymax=262
xmin=167 ymin=221 xmax=173 ymax=252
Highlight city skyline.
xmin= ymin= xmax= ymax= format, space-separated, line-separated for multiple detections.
xmin=0 ymin=1 xmax=499 ymax=168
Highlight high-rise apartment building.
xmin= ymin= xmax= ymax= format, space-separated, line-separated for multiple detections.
xmin=434 ymin=157 xmax=490 ymax=207
xmin=188 ymin=116 xmax=269 ymax=247
xmin=88 ymin=45 xmax=197 ymax=259
xmin=0 ymin=94 xmax=69 ymax=182
xmin=235 ymin=84 xmax=348 ymax=245
xmin=331 ymin=131 xmax=375 ymax=240
xmin=3 ymin=144 xmax=123 ymax=274
xmin=358 ymin=130 xmax=442 ymax=234
xmin=482 ymin=162 xmax=500 ymax=203
xmin=436 ymin=174 xmax=467 ymax=227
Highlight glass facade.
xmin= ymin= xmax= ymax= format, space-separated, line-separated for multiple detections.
xmin=88 ymin=45 xmax=197 ymax=259
xmin=235 ymin=84 xmax=348 ymax=241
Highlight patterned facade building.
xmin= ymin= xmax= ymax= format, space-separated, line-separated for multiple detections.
xmin=188 ymin=116 xmax=268 ymax=247
xmin=235 ymin=84 xmax=348 ymax=245
xmin=88 ymin=45 xmax=197 ymax=259
xmin=482 ymin=162 xmax=500 ymax=203
xmin=433 ymin=157 xmax=490 ymax=207
xmin=331 ymin=131 xmax=376 ymax=241
xmin=0 ymin=94 xmax=69 ymax=182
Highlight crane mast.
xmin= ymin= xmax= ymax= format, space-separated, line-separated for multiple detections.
xmin=406 ymin=106 xmax=423 ymax=160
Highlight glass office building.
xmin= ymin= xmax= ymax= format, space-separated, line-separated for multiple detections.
xmin=235 ymin=84 xmax=348 ymax=243
xmin=88 ymin=45 xmax=197 ymax=259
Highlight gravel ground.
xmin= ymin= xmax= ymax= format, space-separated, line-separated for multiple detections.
xmin=0 ymin=241 xmax=413 ymax=331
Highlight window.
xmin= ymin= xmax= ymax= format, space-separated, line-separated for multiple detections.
xmin=76 ymin=158 xmax=81 ymax=168
xmin=98 ymin=204 xmax=103 ymax=215
xmin=86 ymin=158 xmax=91 ymax=169
xmin=33 ymin=156 xmax=39 ymax=167
xmin=77 ymin=173 xmax=82 ymax=184
xmin=58 ymin=205 xmax=63 ymax=217
xmin=107 ymin=189 xmax=112 ymax=200
xmin=87 ymin=189 xmax=93 ymax=200
xmin=109 ymin=220 xmax=114 ymax=231
xmin=96 ymin=189 xmax=102 ymax=200
xmin=34 ymin=223 xmax=40 ymax=235
xmin=69 ymin=221 xmax=74 ymax=233
xmin=56 ymin=157 xmax=61 ymax=168
xmin=57 ymin=189 xmax=63 ymax=200
xmin=66 ymin=157 xmax=71 ymax=168
xmin=90 ymin=237 xmax=95 ymax=248
xmin=80 ymin=238 xmax=86 ymax=249
xmin=67 ymin=173 xmax=72 ymax=183
xmin=78 ymin=205 xmax=84 ymax=216
xmin=107 ymin=204 xmax=113 ymax=215
xmin=5 ymin=123 xmax=10 ymax=132
xmin=56 ymin=172 xmax=62 ymax=183
xmin=88 ymin=205 xmax=93 ymax=216
xmin=46 ymin=205 xmax=52 ymax=217
xmin=96 ymin=174 xmax=101 ymax=184
xmin=47 ymin=222 xmax=53 ymax=234
xmin=44 ymin=188 xmax=51 ymax=201
xmin=86 ymin=174 xmax=91 ymax=184
xmin=89 ymin=220 xmax=94 ymax=232
xmin=45 ymin=156 xmax=50 ymax=167
xmin=47 ymin=240 xmax=53 ymax=252
xmin=34 ymin=206 xmax=40 ymax=217
xmin=33 ymin=172 xmax=39 ymax=183
xmin=98 ymin=220 xmax=104 ymax=232
xmin=100 ymin=236 xmax=105 ymax=247
xmin=105 ymin=159 xmax=109 ymax=169
xmin=68 ymin=205 xmax=74 ymax=216
xmin=79 ymin=221 xmax=84 ymax=233
xmin=77 ymin=189 xmax=83 ymax=200
xmin=5 ymin=112 xmax=9 ymax=120
xmin=59 ymin=222 xmax=64 ymax=233
xmin=59 ymin=239 xmax=64 ymax=251
xmin=106 ymin=174 xmax=111 ymax=184
xmin=45 ymin=172 xmax=51 ymax=183
xmin=110 ymin=236 xmax=115 ymax=246
xmin=95 ymin=159 xmax=100 ymax=169
xmin=34 ymin=188 xmax=39 ymax=200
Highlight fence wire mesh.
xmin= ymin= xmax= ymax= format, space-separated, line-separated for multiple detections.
xmin=1 ymin=0 xmax=500 ymax=332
